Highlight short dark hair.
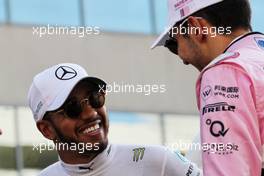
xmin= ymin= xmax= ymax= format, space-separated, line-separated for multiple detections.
xmin=193 ymin=0 xmax=252 ymax=31
xmin=43 ymin=113 xmax=52 ymax=121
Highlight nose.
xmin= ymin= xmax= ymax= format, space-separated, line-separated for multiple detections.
xmin=79 ymin=104 xmax=98 ymax=120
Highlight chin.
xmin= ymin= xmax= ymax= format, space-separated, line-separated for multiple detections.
xmin=80 ymin=139 xmax=108 ymax=155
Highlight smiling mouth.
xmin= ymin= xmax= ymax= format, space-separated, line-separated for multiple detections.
xmin=79 ymin=119 xmax=102 ymax=135
xmin=83 ymin=124 xmax=100 ymax=134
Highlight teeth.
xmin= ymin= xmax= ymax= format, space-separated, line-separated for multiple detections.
xmin=83 ymin=124 xmax=100 ymax=134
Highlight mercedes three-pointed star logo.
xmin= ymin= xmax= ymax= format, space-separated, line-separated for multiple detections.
xmin=55 ymin=66 xmax=77 ymax=80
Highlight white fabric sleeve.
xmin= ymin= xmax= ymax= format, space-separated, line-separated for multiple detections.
xmin=163 ymin=149 xmax=202 ymax=176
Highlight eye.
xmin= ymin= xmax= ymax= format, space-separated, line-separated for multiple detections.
xmin=64 ymin=99 xmax=82 ymax=118
xmin=89 ymin=92 xmax=105 ymax=108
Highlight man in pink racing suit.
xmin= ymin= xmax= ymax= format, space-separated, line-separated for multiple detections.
xmin=152 ymin=0 xmax=264 ymax=175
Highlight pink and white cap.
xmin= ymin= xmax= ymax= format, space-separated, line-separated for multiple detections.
xmin=27 ymin=63 xmax=106 ymax=122
xmin=151 ymin=0 xmax=223 ymax=49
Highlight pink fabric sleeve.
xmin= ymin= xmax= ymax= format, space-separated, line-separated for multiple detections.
xmin=199 ymin=64 xmax=262 ymax=176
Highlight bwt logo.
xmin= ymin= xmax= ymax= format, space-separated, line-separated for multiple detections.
xmin=202 ymin=102 xmax=236 ymax=115
xmin=202 ymin=86 xmax=212 ymax=100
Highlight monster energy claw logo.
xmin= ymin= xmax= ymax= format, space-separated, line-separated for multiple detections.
xmin=133 ymin=148 xmax=145 ymax=162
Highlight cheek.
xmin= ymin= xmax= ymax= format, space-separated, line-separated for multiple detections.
xmin=178 ymin=42 xmax=189 ymax=58
xmin=98 ymin=107 xmax=109 ymax=130
xmin=54 ymin=118 xmax=77 ymax=134
xmin=177 ymin=36 xmax=187 ymax=56
xmin=178 ymin=40 xmax=195 ymax=58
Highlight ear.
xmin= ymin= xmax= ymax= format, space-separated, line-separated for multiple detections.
xmin=187 ymin=16 xmax=208 ymax=43
xmin=36 ymin=120 xmax=57 ymax=140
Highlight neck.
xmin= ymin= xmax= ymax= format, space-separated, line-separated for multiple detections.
xmin=201 ymin=28 xmax=250 ymax=70
xmin=58 ymin=149 xmax=101 ymax=165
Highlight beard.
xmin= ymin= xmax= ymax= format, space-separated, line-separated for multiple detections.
xmin=50 ymin=121 xmax=108 ymax=155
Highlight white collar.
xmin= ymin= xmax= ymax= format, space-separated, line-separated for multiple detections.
xmin=201 ymin=32 xmax=257 ymax=72
xmin=60 ymin=144 xmax=114 ymax=175
xmin=224 ymin=32 xmax=252 ymax=52
xmin=202 ymin=52 xmax=239 ymax=72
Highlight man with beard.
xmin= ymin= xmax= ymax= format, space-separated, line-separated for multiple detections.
xmin=152 ymin=0 xmax=264 ymax=175
xmin=28 ymin=63 xmax=202 ymax=176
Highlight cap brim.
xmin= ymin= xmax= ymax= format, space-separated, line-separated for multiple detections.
xmin=85 ymin=77 xmax=107 ymax=91
xmin=151 ymin=0 xmax=224 ymax=49
xmin=47 ymin=77 xmax=107 ymax=112
xmin=151 ymin=23 xmax=174 ymax=49
xmin=151 ymin=28 xmax=170 ymax=49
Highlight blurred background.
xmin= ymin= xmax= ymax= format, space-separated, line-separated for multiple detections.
xmin=0 ymin=0 xmax=263 ymax=175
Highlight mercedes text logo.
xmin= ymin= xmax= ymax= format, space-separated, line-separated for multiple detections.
xmin=55 ymin=66 xmax=77 ymax=80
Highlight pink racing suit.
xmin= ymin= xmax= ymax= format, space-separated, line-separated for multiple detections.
xmin=196 ymin=32 xmax=264 ymax=176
